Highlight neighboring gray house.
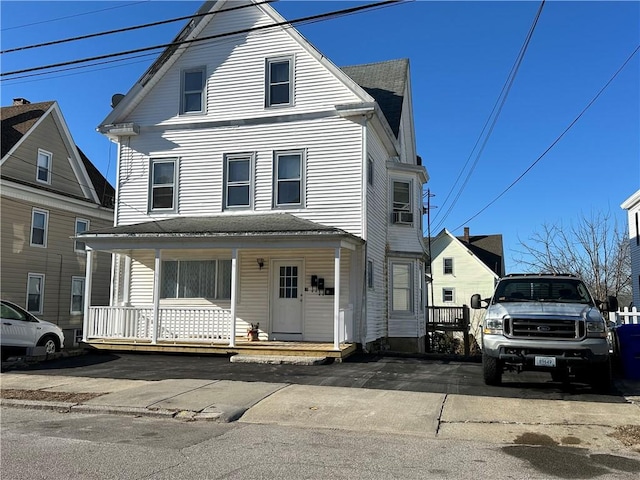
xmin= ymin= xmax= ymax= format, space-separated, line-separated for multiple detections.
xmin=78 ymin=0 xmax=429 ymax=357
xmin=0 ymin=98 xmax=115 ymax=347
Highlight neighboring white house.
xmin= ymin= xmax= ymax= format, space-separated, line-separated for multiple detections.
xmin=78 ymin=0 xmax=429 ymax=356
xmin=426 ymin=227 xmax=504 ymax=336
xmin=621 ymin=189 xmax=640 ymax=308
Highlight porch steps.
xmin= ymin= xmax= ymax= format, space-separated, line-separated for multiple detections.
xmin=230 ymin=355 xmax=329 ymax=365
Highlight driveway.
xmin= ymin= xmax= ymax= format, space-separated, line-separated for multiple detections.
xmin=4 ymin=351 xmax=638 ymax=403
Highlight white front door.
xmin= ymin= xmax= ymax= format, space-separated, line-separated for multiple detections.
xmin=271 ymin=261 xmax=303 ymax=340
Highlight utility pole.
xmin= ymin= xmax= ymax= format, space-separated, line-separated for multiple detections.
xmin=424 ymin=189 xmax=437 ymax=351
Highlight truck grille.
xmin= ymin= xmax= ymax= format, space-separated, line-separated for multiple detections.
xmin=504 ymin=318 xmax=584 ymax=340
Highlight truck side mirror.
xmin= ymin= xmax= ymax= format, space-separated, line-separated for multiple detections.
xmin=470 ymin=294 xmax=484 ymax=309
xmin=606 ymin=296 xmax=618 ymax=312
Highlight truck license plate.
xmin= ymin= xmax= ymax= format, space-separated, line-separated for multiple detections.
xmin=535 ymin=356 xmax=556 ymax=367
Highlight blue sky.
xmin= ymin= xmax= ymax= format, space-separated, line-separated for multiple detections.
xmin=2 ymin=1 xmax=638 ymax=272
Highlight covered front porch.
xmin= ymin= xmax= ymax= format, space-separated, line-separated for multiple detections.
xmin=79 ymin=214 xmax=364 ymax=359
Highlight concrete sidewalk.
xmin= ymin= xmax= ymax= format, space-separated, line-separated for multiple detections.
xmin=1 ymin=372 xmax=639 ymax=453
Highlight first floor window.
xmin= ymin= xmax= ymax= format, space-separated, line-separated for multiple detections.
xmin=443 ymin=288 xmax=454 ymax=303
xmin=37 ymin=149 xmax=52 ymax=184
xmin=391 ymin=262 xmax=413 ymax=313
xmin=367 ymin=260 xmax=374 ymax=289
xmin=71 ymin=277 xmax=85 ymax=313
xmin=27 ymin=274 xmax=44 ymax=313
xmin=274 ymin=150 xmax=303 ymax=207
xmin=150 ymin=158 xmax=177 ymax=212
xmin=161 ymin=259 xmax=231 ymax=299
xmin=75 ymin=218 xmax=89 ymax=252
xmin=31 ymin=209 xmax=48 ymax=247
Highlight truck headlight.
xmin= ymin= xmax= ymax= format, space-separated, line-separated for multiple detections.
xmin=586 ymin=321 xmax=607 ymax=338
xmin=484 ymin=318 xmax=503 ymax=335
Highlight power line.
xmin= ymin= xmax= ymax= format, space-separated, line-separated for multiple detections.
xmin=0 ymin=1 xmax=150 ymax=32
xmin=0 ymin=1 xmax=276 ymax=54
xmin=1 ymin=0 xmax=405 ymax=79
xmin=432 ymin=0 xmax=546 ymax=231
xmin=451 ymin=44 xmax=640 ymax=232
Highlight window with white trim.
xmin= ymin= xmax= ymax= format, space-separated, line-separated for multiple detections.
xmin=36 ymin=149 xmax=52 ymax=184
xmin=391 ymin=262 xmax=413 ymax=313
xmin=71 ymin=277 xmax=85 ymax=314
xmin=30 ymin=208 xmax=48 ymax=247
xmin=161 ymin=260 xmax=231 ymax=299
xmin=180 ymin=67 xmax=206 ymax=114
xmin=75 ymin=218 xmax=89 ymax=252
xmin=392 ymin=180 xmax=412 ymax=225
xmin=442 ymin=288 xmax=455 ymax=303
xmin=274 ymin=150 xmax=304 ymax=207
xmin=149 ymin=158 xmax=178 ymax=212
xmin=443 ymin=257 xmax=454 ymax=275
xmin=224 ymin=153 xmax=254 ymax=209
xmin=27 ymin=273 xmax=45 ymax=313
xmin=266 ymin=56 xmax=293 ymax=107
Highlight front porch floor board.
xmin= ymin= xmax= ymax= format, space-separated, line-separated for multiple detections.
xmin=83 ymin=340 xmax=357 ymax=360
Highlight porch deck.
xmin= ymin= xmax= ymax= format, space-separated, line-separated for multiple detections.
xmin=83 ymin=338 xmax=358 ymax=360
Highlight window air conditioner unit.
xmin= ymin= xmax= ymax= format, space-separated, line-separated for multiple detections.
xmin=392 ymin=211 xmax=413 ymax=224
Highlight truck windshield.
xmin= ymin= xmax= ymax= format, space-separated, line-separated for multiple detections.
xmin=493 ymin=279 xmax=593 ymax=305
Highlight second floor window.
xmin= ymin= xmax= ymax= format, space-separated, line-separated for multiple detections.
xmin=75 ymin=218 xmax=89 ymax=252
xmin=392 ymin=180 xmax=412 ymax=224
xmin=181 ymin=67 xmax=205 ymax=114
xmin=274 ymin=150 xmax=303 ymax=207
xmin=36 ymin=149 xmax=52 ymax=184
xmin=266 ymin=56 xmax=293 ymax=107
xmin=150 ymin=159 xmax=177 ymax=212
xmin=31 ymin=209 xmax=48 ymax=247
xmin=443 ymin=258 xmax=454 ymax=275
xmin=224 ymin=154 xmax=253 ymax=209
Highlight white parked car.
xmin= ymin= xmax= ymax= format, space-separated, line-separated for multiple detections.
xmin=1 ymin=300 xmax=64 ymax=361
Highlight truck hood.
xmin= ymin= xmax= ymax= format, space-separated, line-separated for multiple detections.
xmin=490 ymin=302 xmax=604 ymax=321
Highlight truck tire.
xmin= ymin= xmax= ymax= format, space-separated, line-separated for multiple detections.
xmin=483 ymin=353 xmax=502 ymax=385
xmin=590 ymin=359 xmax=612 ymax=393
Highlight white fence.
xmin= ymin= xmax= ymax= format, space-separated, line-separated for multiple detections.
xmin=87 ymin=306 xmax=232 ymax=343
xmin=610 ymin=306 xmax=640 ymax=325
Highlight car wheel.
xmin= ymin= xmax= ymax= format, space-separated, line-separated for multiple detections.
xmin=38 ymin=336 xmax=59 ymax=355
xmin=482 ymin=353 xmax=502 ymax=385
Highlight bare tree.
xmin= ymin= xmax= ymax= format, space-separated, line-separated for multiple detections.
xmin=513 ymin=210 xmax=631 ymax=305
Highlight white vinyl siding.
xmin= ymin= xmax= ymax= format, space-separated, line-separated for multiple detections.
xmin=36 ymin=149 xmax=52 ymax=184
xmin=30 ymin=208 xmax=49 ymax=247
xmin=27 ymin=273 xmax=45 ymax=313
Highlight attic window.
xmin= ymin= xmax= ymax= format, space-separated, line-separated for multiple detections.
xmin=266 ymin=56 xmax=293 ymax=107
xmin=36 ymin=149 xmax=52 ymax=184
xmin=181 ymin=67 xmax=205 ymax=114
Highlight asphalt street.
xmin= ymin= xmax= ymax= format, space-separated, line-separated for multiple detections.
xmin=5 ymin=350 xmax=639 ymax=403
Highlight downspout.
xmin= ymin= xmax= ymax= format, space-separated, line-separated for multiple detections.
xmin=360 ymin=114 xmax=369 ymax=347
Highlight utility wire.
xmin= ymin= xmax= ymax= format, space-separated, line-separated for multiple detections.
xmin=1 ymin=0 xmax=404 ymax=78
xmin=432 ymin=0 xmax=545 ymax=231
xmin=0 ymin=1 xmax=276 ymax=54
xmin=0 ymin=1 xmax=150 ymax=32
xmin=451 ymin=44 xmax=640 ymax=232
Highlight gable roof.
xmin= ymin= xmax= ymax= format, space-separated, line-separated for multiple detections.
xmin=1 ymin=100 xmax=115 ymax=208
xmin=455 ymin=233 xmax=505 ymax=277
xmin=341 ymin=59 xmax=408 ymax=137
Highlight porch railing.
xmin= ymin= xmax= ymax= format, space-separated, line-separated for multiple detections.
xmin=87 ymin=306 xmax=232 ymax=343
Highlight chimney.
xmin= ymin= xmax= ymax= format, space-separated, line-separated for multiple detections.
xmin=13 ymin=98 xmax=30 ymax=106
xmin=464 ymin=227 xmax=470 ymax=243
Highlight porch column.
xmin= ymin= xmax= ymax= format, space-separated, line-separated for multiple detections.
xmin=123 ymin=254 xmax=132 ymax=305
xmin=151 ymin=249 xmax=162 ymax=344
xmin=82 ymin=249 xmax=94 ymax=342
xmin=229 ymin=248 xmax=238 ymax=347
xmin=334 ymin=247 xmax=341 ymax=351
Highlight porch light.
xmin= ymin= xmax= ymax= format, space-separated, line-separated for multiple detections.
xmin=257 ymin=258 xmax=265 ymax=270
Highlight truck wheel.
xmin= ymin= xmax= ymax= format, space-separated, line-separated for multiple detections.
xmin=483 ymin=354 xmax=502 ymax=385
xmin=590 ymin=359 xmax=612 ymax=393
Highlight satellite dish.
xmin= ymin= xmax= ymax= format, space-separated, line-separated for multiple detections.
xmin=111 ymin=94 xmax=125 ymax=108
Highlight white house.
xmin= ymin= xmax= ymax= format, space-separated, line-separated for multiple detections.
xmin=621 ymin=189 xmax=640 ymax=308
xmin=79 ymin=0 xmax=429 ymax=358
xmin=426 ymin=227 xmax=504 ymax=337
